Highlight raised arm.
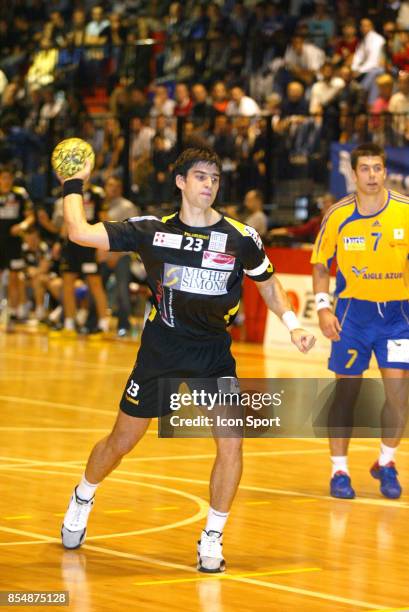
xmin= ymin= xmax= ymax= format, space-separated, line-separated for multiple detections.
xmin=255 ymin=274 xmax=316 ymax=353
xmin=59 ymin=160 xmax=110 ymax=251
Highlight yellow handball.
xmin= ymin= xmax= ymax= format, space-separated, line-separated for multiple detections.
xmin=51 ymin=138 xmax=95 ymax=179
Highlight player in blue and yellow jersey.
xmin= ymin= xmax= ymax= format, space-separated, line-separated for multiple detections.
xmin=312 ymin=142 xmax=409 ymax=500
xmin=55 ymin=147 xmax=315 ymax=573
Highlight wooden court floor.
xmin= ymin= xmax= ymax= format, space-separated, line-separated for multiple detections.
xmin=0 ymin=327 xmax=408 ymax=612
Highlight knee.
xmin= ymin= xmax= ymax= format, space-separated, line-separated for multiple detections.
xmin=216 ymin=438 xmax=243 ymax=459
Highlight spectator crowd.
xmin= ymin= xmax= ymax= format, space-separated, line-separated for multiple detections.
xmin=1 ymin=0 xmax=409 ymax=336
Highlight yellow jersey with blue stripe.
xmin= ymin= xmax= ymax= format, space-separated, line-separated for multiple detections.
xmin=311 ymin=190 xmax=409 ymax=301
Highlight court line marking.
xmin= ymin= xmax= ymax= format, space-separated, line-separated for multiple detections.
xmin=133 ymin=566 xmax=322 ymax=585
xmin=0 ymin=444 xmax=382 ymax=473
xmin=2 ymin=463 xmax=408 ymax=514
xmin=0 ymin=395 xmax=114 ymax=416
xmin=0 ymin=524 xmax=392 ymax=609
xmin=373 ymin=608 xmax=409 ymax=611
xmin=0 ymin=468 xmax=208 ymax=541
xmin=0 ymin=352 xmax=130 ymax=373
xmin=106 ymin=469 xmax=409 ymax=509
xmin=0 ymin=428 xmax=112 ymax=433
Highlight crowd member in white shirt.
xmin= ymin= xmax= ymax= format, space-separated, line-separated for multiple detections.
xmin=226 ymin=85 xmax=260 ymax=117
xmin=149 ymin=85 xmax=176 ymax=119
xmin=351 ymin=18 xmax=385 ymax=104
xmin=309 ymin=62 xmax=345 ymax=115
xmin=389 ymin=70 xmax=409 ymax=144
xmin=269 ymin=33 xmax=324 ymax=98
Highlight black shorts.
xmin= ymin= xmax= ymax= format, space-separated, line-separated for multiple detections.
xmin=60 ymin=240 xmax=99 ymax=276
xmin=0 ymin=237 xmax=24 ymax=271
xmin=120 ymin=320 xmax=237 ymax=418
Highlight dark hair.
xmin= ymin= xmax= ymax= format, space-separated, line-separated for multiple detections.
xmin=0 ymin=165 xmax=14 ymax=175
xmin=173 ymin=147 xmax=222 ymax=177
xmin=350 ymin=143 xmax=386 ymax=170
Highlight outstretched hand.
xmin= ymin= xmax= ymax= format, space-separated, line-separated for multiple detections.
xmin=290 ymin=328 xmax=316 ymax=353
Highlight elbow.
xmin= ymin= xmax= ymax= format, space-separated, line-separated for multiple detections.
xmin=68 ymin=225 xmax=86 ymax=246
xmin=67 ymin=226 xmax=79 ymax=243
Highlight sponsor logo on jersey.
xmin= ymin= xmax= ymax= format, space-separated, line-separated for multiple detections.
xmin=163 ymin=263 xmax=230 ymax=295
xmin=244 ymin=225 xmax=263 ymax=250
xmin=352 ymin=270 xmax=403 ymax=280
xmin=184 ymin=231 xmax=209 ymax=241
xmin=153 ymin=232 xmax=183 ymax=249
xmin=394 ymin=228 xmax=404 ymax=239
xmin=372 ymin=220 xmax=381 ymax=227
xmin=209 ymin=231 xmax=227 ymax=252
xmin=352 ymin=266 xmax=368 ymax=277
xmin=155 ymin=278 xmax=175 ymax=327
xmin=343 ymin=236 xmax=366 ymax=251
xmin=202 ymin=251 xmax=235 ymax=270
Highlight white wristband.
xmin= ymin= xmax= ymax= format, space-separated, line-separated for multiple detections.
xmin=315 ymin=292 xmax=331 ymax=311
xmin=282 ymin=310 xmax=301 ymax=332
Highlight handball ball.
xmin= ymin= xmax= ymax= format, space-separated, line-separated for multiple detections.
xmin=51 ymin=138 xmax=95 ymax=179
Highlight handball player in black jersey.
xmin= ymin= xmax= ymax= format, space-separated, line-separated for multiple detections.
xmin=59 ymin=147 xmax=315 ymax=572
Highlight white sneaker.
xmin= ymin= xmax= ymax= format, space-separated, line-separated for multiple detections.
xmin=197 ymin=530 xmax=225 ymax=573
xmin=61 ymin=487 xmax=94 ymax=549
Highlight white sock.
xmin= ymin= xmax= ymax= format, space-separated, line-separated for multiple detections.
xmin=378 ymin=442 xmax=397 ymax=466
xmin=35 ymin=306 xmax=45 ymax=319
xmin=49 ymin=305 xmax=62 ymax=323
xmin=205 ymin=507 xmax=229 ymax=534
xmin=76 ymin=308 xmax=88 ymax=326
xmin=76 ymin=475 xmax=99 ymax=501
xmin=64 ymin=317 xmax=75 ymax=330
xmin=331 ymin=456 xmax=349 ymax=476
xmin=98 ymin=317 xmax=109 ymax=332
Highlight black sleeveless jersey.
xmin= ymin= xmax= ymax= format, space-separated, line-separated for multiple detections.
xmin=103 ymin=212 xmax=274 ymax=339
xmin=0 ymin=186 xmax=32 ymax=237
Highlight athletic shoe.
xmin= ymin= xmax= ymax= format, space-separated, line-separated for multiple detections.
xmin=330 ymin=471 xmax=356 ymax=499
xmin=370 ymin=461 xmax=402 ymax=499
xmin=86 ymin=327 xmax=107 ymax=341
xmin=197 ymin=530 xmax=225 ymax=573
xmin=61 ymin=487 xmax=94 ymax=549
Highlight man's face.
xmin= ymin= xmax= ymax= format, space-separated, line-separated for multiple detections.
xmin=360 ymin=19 xmax=372 ymax=36
xmin=343 ymin=24 xmax=356 ymax=38
xmin=322 ymin=64 xmax=333 ymax=81
xmin=105 ymin=178 xmax=122 ymax=199
xmin=175 ymin=84 xmax=188 ymax=103
xmin=287 ymin=83 xmax=303 ymax=102
xmin=244 ymin=191 xmax=260 ymax=212
xmin=176 ymin=162 xmax=220 ymax=209
xmin=352 ymin=156 xmax=386 ymax=195
xmin=291 ymin=36 xmax=303 ymax=53
xmin=212 ymin=82 xmax=226 ymax=100
xmin=92 ymin=7 xmax=103 ymax=22
xmin=192 ymin=85 xmax=207 ymax=103
xmin=399 ymin=73 xmax=409 ymax=95
xmin=0 ymin=171 xmax=13 ymax=193
xmin=231 ymin=87 xmax=242 ymax=103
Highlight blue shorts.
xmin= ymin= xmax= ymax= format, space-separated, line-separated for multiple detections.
xmin=329 ymin=298 xmax=409 ymax=375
